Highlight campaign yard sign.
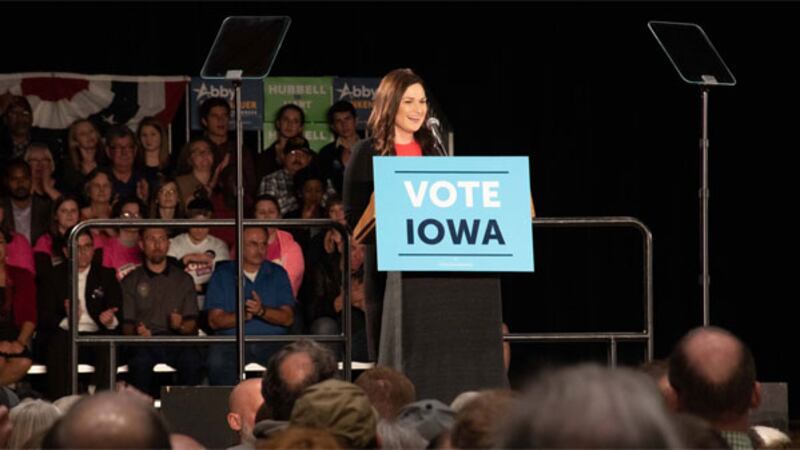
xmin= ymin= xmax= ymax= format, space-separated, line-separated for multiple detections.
xmin=190 ymin=78 xmax=264 ymax=130
xmin=373 ymin=157 xmax=534 ymax=272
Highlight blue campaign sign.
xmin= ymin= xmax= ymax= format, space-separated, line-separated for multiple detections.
xmin=373 ymin=157 xmax=534 ymax=272
xmin=190 ymin=78 xmax=264 ymax=130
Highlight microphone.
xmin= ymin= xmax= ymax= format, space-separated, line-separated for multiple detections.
xmin=426 ymin=117 xmax=448 ymax=156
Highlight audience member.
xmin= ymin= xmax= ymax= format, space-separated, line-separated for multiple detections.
xmin=286 ymin=165 xmax=326 ymax=250
xmin=2 ymin=160 xmax=51 ymax=245
xmin=168 ymin=195 xmax=230 ymax=296
xmin=0 ymin=205 xmax=35 ymax=275
xmin=668 ymin=326 xmax=762 ymax=449
xmin=496 ymin=363 xmax=684 ymax=449
xmin=105 ymin=125 xmax=148 ymax=203
xmin=136 ymin=116 xmax=172 ymax=183
xmin=61 ymin=119 xmax=107 ymax=197
xmin=149 ymin=175 xmax=186 ymax=221
xmin=0 ymin=227 xmax=36 ymax=386
xmin=258 ymin=426 xmax=342 ymax=450
xmin=0 ymin=97 xmax=40 ymax=166
xmin=175 ymin=137 xmax=236 ymax=248
xmin=318 ymin=100 xmax=360 ymax=194
xmin=205 ymin=227 xmax=295 ymax=385
xmin=227 ymin=378 xmax=264 ymax=450
xmin=303 ymin=195 xmax=345 ymax=270
xmin=305 ymin=238 xmax=368 ymax=361
xmin=24 ymin=142 xmax=61 ymax=201
xmin=101 ymin=196 xmax=145 ymax=280
xmin=196 ymin=97 xmax=257 ymax=211
xmin=672 ymin=412 xmax=731 ymax=449
xmin=289 ymin=379 xmax=378 ymax=449
xmin=354 ymin=366 xmax=416 ymax=420
xmin=378 ymin=420 xmax=428 ymax=450
xmin=396 ymin=399 xmax=455 ymax=449
xmin=171 ymin=433 xmax=207 ymax=450
xmin=6 ymin=398 xmax=61 ymax=450
xmin=33 ymin=193 xmax=80 ymax=277
xmin=253 ymin=194 xmax=305 ymax=298
xmin=175 ymin=137 xmax=219 ymax=209
xmin=42 ymin=390 xmax=172 ymax=449
xmin=52 ymin=394 xmax=84 ymax=415
xmin=122 ymin=227 xmax=201 ymax=396
xmin=39 ymin=228 xmax=122 ymax=400
xmin=256 ymin=104 xmax=306 ymax=185
xmin=257 ymin=136 xmax=314 ymax=217
xmin=450 ymin=389 xmax=515 ymax=449
xmin=79 ymin=168 xmax=114 ymax=223
xmin=260 ymin=339 xmax=337 ymax=421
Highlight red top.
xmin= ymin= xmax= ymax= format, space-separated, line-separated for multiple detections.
xmin=394 ymin=141 xmax=422 ymax=157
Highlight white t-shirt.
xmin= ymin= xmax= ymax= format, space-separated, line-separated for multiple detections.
xmin=168 ymin=233 xmax=231 ymax=285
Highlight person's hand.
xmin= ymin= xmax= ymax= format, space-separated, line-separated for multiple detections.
xmin=136 ymin=178 xmax=149 ymax=203
xmin=0 ymin=341 xmax=9 ymax=354
xmin=324 ymin=229 xmax=342 ymax=254
xmin=245 ymin=291 xmax=263 ymax=320
xmin=351 ymin=279 xmax=366 ymax=311
xmin=209 ymin=152 xmax=231 ymax=190
xmin=0 ymin=405 xmax=12 ymax=449
xmin=7 ymin=340 xmax=24 ymax=355
xmin=169 ymin=309 xmax=183 ymax=331
xmin=183 ymin=253 xmax=214 ymax=266
xmin=136 ymin=322 xmax=152 ymax=337
xmin=333 ymin=293 xmax=344 ymax=313
xmin=99 ymin=307 xmax=119 ymax=327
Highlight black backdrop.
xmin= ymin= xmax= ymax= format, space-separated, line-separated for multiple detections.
xmin=3 ymin=1 xmax=798 ymax=417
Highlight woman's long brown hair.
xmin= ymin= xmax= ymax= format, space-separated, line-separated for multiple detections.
xmin=367 ymin=68 xmax=435 ymax=156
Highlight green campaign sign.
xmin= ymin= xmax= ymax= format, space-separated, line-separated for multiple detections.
xmin=262 ymin=121 xmax=333 ymax=153
xmin=264 ymin=77 xmax=333 ymax=123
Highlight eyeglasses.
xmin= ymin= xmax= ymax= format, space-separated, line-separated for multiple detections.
xmin=120 ymin=211 xmax=141 ymax=219
xmin=160 ymin=188 xmax=178 ymax=195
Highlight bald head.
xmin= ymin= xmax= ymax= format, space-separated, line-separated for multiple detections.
xmin=683 ymin=328 xmax=743 ymax=384
xmin=44 ymin=391 xmax=170 ymax=449
xmin=668 ymin=326 xmax=758 ymax=424
xmin=228 ymin=378 xmax=263 ymax=436
xmin=280 ymin=352 xmax=314 ymax=390
xmin=263 ymin=339 xmax=337 ymax=421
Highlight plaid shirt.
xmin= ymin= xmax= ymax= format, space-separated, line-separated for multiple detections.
xmin=720 ymin=430 xmax=755 ymax=450
xmin=258 ymin=169 xmax=298 ymax=215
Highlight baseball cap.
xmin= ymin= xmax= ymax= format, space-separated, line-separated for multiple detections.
xmin=395 ymin=399 xmax=456 ymax=442
xmin=290 ymin=379 xmax=377 ymax=449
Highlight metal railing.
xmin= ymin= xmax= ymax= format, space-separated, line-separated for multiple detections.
xmin=68 ymin=218 xmax=352 ymax=394
xmin=503 ymin=217 xmax=654 ymax=366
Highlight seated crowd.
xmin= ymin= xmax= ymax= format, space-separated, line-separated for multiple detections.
xmin=0 ymin=94 xmax=367 ymax=396
xmin=0 ymin=327 xmax=795 ymax=450
xmin=1 ymin=95 xmax=794 ymax=450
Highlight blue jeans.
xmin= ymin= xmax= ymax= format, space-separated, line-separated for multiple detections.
xmin=207 ymin=342 xmax=282 ymax=386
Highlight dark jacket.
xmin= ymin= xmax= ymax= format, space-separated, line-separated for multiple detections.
xmin=38 ymin=261 xmax=123 ymax=334
xmin=1 ymin=195 xmax=52 ymax=246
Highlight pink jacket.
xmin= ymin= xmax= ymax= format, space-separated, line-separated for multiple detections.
xmin=266 ymin=230 xmax=305 ymax=298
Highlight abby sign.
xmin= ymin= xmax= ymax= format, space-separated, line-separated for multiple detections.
xmin=373 ymin=157 xmax=534 ymax=272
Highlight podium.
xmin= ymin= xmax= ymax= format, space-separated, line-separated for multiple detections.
xmin=380 ymin=272 xmax=507 ymax=403
xmin=349 ymin=155 xmax=532 ymax=403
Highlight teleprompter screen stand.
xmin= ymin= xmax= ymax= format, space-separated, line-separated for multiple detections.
xmin=201 ymin=16 xmax=291 ymax=382
xmin=648 ymin=21 xmax=736 ymax=326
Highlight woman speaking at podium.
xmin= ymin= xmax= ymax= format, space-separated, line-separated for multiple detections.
xmin=343 ymin=68 xmax=439 ymax=361
xmin=344 ymin=69 xmax=507 ymax=402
